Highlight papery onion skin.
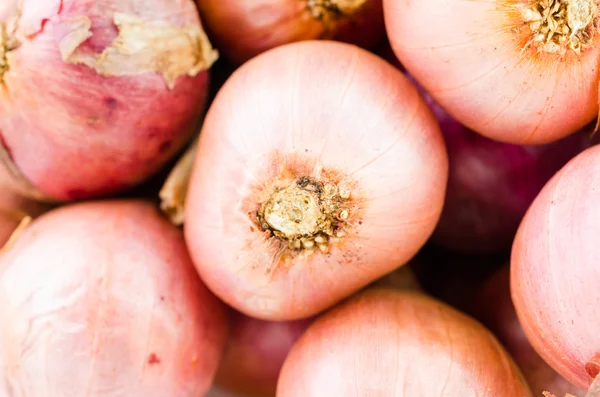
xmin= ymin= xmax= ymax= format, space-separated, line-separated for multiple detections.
xmin=383 ymin=0 xmax=600 ymax=145
xmin=0 ymin=0 xmax=217 ymax=201
xmin=195 ymin=0 xmax=385 ymax=65
xmin=277 ymin=288 xmax=533 ymax=397
xmin=512 ymin=144 xmax=600 ymax=390
xmin=0 ymin=200 xmax=229 ymax=396
xmin=184 ymin=40 xmax=448 ymax=321
xmin=475 ymin=265 xmax=585 ymax=397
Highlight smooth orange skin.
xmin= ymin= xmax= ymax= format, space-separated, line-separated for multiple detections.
xmin=196 ymin=0 xmax=385 ymax=64
xmin=184 ymin=41 xmax=448 ymax=321
xmin=383 ymin=0 xmax=600 ymax=145
xmin=512 ymin=145 xmax=600 ymax=390
xmin=0 ymin=200 xmax=229 ymax=396
xmin=276 ymin=289 xmax=533 ymax=397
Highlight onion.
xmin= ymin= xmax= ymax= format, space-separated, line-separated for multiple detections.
xmin=183 ymin=40 xmax=448 ymax=321
xmin=430 ymin=126 xmax=591 ymax=253
xmin=474 ymin=265 xmax=585 ymax=397
xmin=383 ymin=0 xmax=600 ymax=144
xmin=215 ymin=311 xmax=314 ymax=397
xmin=277 ymin=288 xmax=533 ymax=396
xmin=195 ymin=0 xmax=385 ymax=65
xmin=511 ymin=144 xmax=600 ymax=392
xmin=0 ymin=0 xmax=218 ymax=201
xmin=0 ymin=200 xmax=229 ymax=395
xmin=378 ymin=43 xmax=593 ymax=252
xmin=212 ymin=264 xmax=421 ymax=397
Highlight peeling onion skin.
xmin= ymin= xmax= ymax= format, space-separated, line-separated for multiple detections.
xmin=512 ymin=144 xmax=600 ymax=390
xmin=195 ymin=0 xmax=385 ymax=65
xmin=475 ymin=266 xmax=585 ymax=397
xmin=277 ymin=288 xmax=533 ymax=397
xmin=184 ymin=41 xmax=448 ymax=321
xmin=383 ymin=0 xmax=600 ymax=145
xmin=0 ymin=200 xmax=229 ymax=396
xmin=0 ymin=0 xmax=215 ymax=201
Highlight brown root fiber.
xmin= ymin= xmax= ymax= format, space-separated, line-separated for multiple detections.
xmin=247 ymin=152 xmax=362 ymax=260
xmin=256 ymin=176 xmax=353 ymax=254
xmin=519 ymin=0 xmax=598 ymax=54
xmin=307 ymin=0 xmax=368 ymax=21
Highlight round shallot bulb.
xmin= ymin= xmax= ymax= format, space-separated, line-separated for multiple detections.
xmin=184 ymin=40 xmax=448 ymax=321
xmin=475 ymin=265 xmax=585 ymax=397
xmin=512 ymin=144 xmax=600 ymax=391
xmin=0 ymin=200 xmax=229 ymax=396
xmin=431 ymin=124 xmax=591 ymax=253
xmin=0 ymin=0 xmax=218 ymax=201
xmin=383 ymin=0 xmax=600 ymax=144
xmin=277 ymin=288 xmax=533 ymax=396
xmin=195 ymin=0 xmax=385 ymax=65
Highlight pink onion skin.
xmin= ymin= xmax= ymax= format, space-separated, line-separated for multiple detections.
xmin=0 ymin=0 xmax=214 ymax=201
xmin=277 ymin=288 xmax=532 ymax=397
xmin=511 ymin=144 xmax=600 ymax=390
xmin=475 ymin=266 xmax=584 ymax=397
xmin=195 ymin=0 xmax=385 ymax=65
xmin=0 ymin=200 xmax=229 ymax=396
xmin=184 ymin=41 xmax=448 ymax=321
xmin=378 ymin=44 xmax=592 ymax=253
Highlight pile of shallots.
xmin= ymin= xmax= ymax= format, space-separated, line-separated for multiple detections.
xmin=0 ymin=0 xmax=599 ymax=396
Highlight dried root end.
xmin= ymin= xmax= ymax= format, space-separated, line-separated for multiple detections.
xmin=518 ymin=0 xmax=598 ymax=55
xmin=307 ymin=0 xmax=368 ymax=22
xmin=255 ymin=173 xmax=357 ymax=257
xmin=159 ymin=140 xmax=198 ymax=226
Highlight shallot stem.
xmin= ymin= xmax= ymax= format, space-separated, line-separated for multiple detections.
xmin=159 ymin=139 xmax=198 ymax=226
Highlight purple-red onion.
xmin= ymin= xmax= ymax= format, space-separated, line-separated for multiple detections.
xmin=380 ymin=44 xmax=592 ymax=253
